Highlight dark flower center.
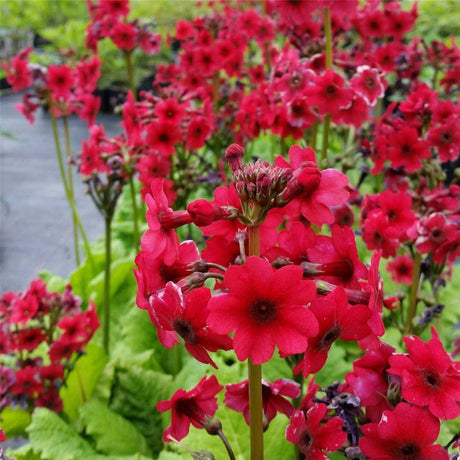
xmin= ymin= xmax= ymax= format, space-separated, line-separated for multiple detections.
xmin=299 ymin=430 xmax=313 ymax=452
xmin=365 ymin=76 xmax=376 ymax=89
xmin=439 ymin=131 xmax=452 ymax=144
xmin=325 ymin=84 xmax=336 ymax=96
xmin=173 ymin=318 xmax=196 ymax=343
xmin=158 ymin=132 xmax=170 ymax=143
xmin=319 ymin=325 xmax=341 ymax=349
xmin=401 ymin=144 xmax=412 ymax=155
xmin=250 ymin=299 xmax=276 ymax=325
xmin=423 ymin=370 xmax=440 ymax=388
xmin=397 ymin=443 xmax=420 ymax=458
xmin=430 ymin=228 xmax=443 ymax=242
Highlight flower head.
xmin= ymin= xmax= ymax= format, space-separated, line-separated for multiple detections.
xmin=207 ymin=256 xmax=318 ymax=364
xmin=157 ymin=375 xmax=223 ymax=442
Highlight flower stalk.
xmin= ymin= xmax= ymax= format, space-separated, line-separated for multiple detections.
xmin=321 ymin=7 xmax=333 ymax=165
xmin=406 ymin=252 xmax=422 ymax=333
xmin=247 ymin=225 xmax=264 ymax=460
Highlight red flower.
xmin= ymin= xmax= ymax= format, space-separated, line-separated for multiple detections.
xmin=362 ymin=210 xmax=400 ymax=258
xmin=157 ymin=375 xmax=223 ymax=442
xmin=186 ymin=116 xmax=212 ymax=150
xmin=99 ymin=0 xmax=130 ymax=18
xmin=276 ymin=145 xmax=349 ymax=226
xmin=146 ymin=120 xmax=182 ymax=157
xmin=427 ymin=119 xmax=460 ymax=163
xmin=387 ymin=255 xmax=414 ymax=285
xmin=286 ymin=405 xmax=347 ymax=459
xmin=12 ymin=328 xmax=47 ymax=352
xmin=134 ymin=240 xmax=200 ymax=311
xmin=9 ymin=295 xmax=39 ymax=324
xmin=307 ymin=225 xmax=368 ymax=289
xmin=111 ymin=22 xmax=137 ymax=51
xmin=359 ymin=403 xmax=448 ymax=460
xmin=47 ymin=64 xmax=75 ymax=100
xmin=2 ymin=47 xmax=32 ymax=91
xmin=350 ymin=66 xmax=385 ymax=106
xmin=224 ymin=378 xmax=300 ymax=426
xmin=294 ymin=287 xmax=371 ymax=376
xmin=141 ymin=179 xmax=192 ymax=265
xmin=388 ymin=126 xmax=431 ymax=173
xmin=207 ymin=257 xmax=318 ymax=364
xmin=75 ymin=55 xmax=101 ymax=93
xmin=387 ymin=328 xmax=460 ymax=420
xmin=415 ymin=213 xmax=460 ymax=264
xmin=10 ymin=366 xmax=43 ymax=397
xmin=154 ymin=98 xmax=187 ymax=124
xmin=148 ymin=283 xmax=232 ymax=368
xmin=305 ymin=69 xmax=353 ymax=116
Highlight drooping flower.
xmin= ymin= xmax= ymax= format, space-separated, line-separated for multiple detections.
xmin=359 ymin=403 xmax=448 ymax=460
xmin=157 ymin=375 xmax=223 ymax=442
xmin=148 ymin=283 xmax=232 ymax=368
xmin=207 ymin=256 xmax=319 ymax=364
xmin=387 ymin=255 xmax=414 ymax=285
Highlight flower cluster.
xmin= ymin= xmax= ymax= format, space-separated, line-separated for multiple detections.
xmin=0 ymin=280 xmax=99 ymax=413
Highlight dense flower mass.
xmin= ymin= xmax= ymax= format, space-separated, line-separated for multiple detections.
xmin=2 ymin=0 xmax=460 ymax=457
xmin=0 ymin=280 xmax=99 ymax=413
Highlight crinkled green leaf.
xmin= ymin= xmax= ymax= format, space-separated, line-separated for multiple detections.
xmin=79 ymin=399 xmax=151 ymax=457
xmin=26 ymin=408 xmax=96 ymax=460
xmin=60 ymin=344 xmax=108 ymax=422
xmin=0 ymin=406 xmax=31 ymax=437
xmin=110 ymin=366 xmax=172 ymax=456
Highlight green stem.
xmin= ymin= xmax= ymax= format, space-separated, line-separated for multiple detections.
xmin=103 ymin=215 xmax=112 ymax=353
xmin=62 ymin=115 xmax=80 ymax=266
xmin=321 ymin=114 xmax=331 ymax=165
xmin=321 ymin=7 xmax=333 ymax=165
xmin=406 ymin=252 xmax=422 ymax=333
xmin=375 ymin=97 xmax=383 ymax=124
xmin=248 ymin=225 xmax=263 ymax=460
xmin=128 ymin=175 xmax=140 ymax=251
xmin=218 ymin=429 xmax=236 ymax=460
xmin=49 ymin=105 xmax=95 ymax=271
xmin=324 ymin=7 xmax=333 ymax=69
xmin=125 ymin=50 xmax=136 ymax=101
xmin=310 ymin=121 xmax=318 ymax=150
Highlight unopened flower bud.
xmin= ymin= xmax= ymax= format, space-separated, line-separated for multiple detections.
xmin=187 ymin=199 xmax=217 ymax=227
xmin=203 ymin=416 xmax=222 ymax=436
xmin=225 ymin=143 xmax=244 ymax=172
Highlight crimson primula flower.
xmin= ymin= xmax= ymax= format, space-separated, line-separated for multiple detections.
xmin=359 ymin=403 xmax=448 ymax=460
xmin=387 ymin=254 xmax=414 ymax=285
xmin=350 ymin=66 xmax=385 ymax=106
xmin=111 ymin=22 xmax=137 ymax=51
xmin=2 ymin=47 xmax=32 ymax=91
xmin=47 ymin=64 xmax=75 ymax=101
xmin=307 ymin=225 xmax=368 ymax=289
xmin=224 ymin=378 xmax=300 ymax=426
xmin=286 ymin=404 xmax=347 ymax=459
xmin=294 ymin=287 xmax=371 ymax=376
xmin=207 ymin=256 xmax=318 ymax=364
xmin=141 ymin=179 xmax=192 ymax=265
xmin=148 ymin=283 xmax=232 ymax=368
xmin=157 ymin=375 xmax=223 ymax=442
xmin=387 ymin=327 xmax=460 ymax=420
xmin=276 ymin=145 xmax=349 ymax=227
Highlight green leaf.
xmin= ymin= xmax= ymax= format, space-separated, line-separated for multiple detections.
xmin=60 ymin=344 xmax=108 ymax=422
xmin=38 ymin=271 xmax=67 ymax=293
xmin=110 ymin=366 xmax=173 ymax=456
xmin=26 ymin=408 xmax=96 ymax=460
xmin=0 ymin=406 xmax=31 ymax=437
xmin=7 ymin=444 xmax=42 ymax=460
xmin=79 ymin=399 xmax=151 ymax=457
xmin=314 ymin=344 xmax=352 ymax=387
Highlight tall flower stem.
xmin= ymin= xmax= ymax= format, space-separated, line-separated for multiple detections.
xmin=103 ymin=214 xmax=112 ymax=353
xmin=248 ymin=225 xmax=264 ymax=460
xmin=125 ymin=50 xmax=136 ymax=101
xmin=62 ymin=115 xmax=80 ymax=265
xmin=406 ymin=252 xmax=422 ymax=333
xmin=49 ymin=105 xmax=95 ymax=271
xmin=321 ymin=7 xmax=332 ymax=165
xmin=128 ymin=174 xmax=140 ymax=250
